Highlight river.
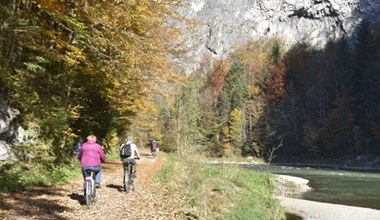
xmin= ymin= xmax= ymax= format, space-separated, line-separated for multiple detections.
xmin=241 ymin=164 xmax=380 ymax=210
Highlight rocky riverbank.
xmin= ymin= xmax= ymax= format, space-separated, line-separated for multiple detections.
xmin=275 ymin=174 xmax=380 ymax=220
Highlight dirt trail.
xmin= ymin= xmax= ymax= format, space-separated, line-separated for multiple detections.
xmin=0 ymin=148 xmax=174 ymax=220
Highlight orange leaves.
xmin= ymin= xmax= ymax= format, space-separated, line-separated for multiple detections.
xmin=33 ymin=0 xmax=59 ymax=11
xmin=210 ymin=59 xmax=229 ymax=93
xmin=265 ymin=61 xmax=286 ymax=102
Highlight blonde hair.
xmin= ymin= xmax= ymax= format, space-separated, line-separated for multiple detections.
xmin=87 ymin=135 xmax=97 ymax=142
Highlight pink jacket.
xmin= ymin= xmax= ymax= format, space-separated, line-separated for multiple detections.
xmin=79 ymin=140 xmax=106 ymax=167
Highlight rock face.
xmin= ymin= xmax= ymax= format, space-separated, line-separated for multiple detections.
xmin=173 ymin=0 xmax=380 ymax=74
xmin=0 ymin=92 xmax=25 ymax=161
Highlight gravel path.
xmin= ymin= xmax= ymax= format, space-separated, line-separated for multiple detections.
xmin=0 ymin=148 xmax=176 ymax=220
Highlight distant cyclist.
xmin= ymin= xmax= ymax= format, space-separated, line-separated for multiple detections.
xmin=73 ymin=137 xmax=83 ymax=156
xmin=120 ymin=136 xmax=141 ymax=178
xmin=79 ymin=135 xmax=106 ymax=191
xmin=150 ymin=139 xmax=159 ymax=157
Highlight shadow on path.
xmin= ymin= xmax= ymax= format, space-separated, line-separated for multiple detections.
xmin=68 ymin=193 xmax=85 ymax=205
xmin=0 ymin=188 xmax=73 ymax=219
xmin=106 ymin=183 xmax=124 ymax=192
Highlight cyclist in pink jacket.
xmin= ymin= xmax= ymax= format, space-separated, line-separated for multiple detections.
xmin=79 ymin=135 xmax=106 ymax=189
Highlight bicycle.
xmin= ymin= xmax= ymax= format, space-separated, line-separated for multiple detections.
xmin=151 ymin=148 xmax=158 ymax=159
xmin=123 ymin=158 xmax=139 ymax=193
xmin=84 ymin=169 xmax=98 ymax=208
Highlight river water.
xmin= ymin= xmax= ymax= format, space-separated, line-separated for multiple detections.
xmin=241 ymin=164 xmax=380 ymax=210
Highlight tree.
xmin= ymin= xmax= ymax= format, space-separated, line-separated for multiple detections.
xmin=159 ymin=80 xmax=204 ymax=156
xmin=265 ymin=61 xmax=286 ymax=103
xmin=228 ymin=108 xmax=244 ymax=154
xmin=319 ymin=95 xmax=355 ymax=155
xmin=351 ymin=19 xmax=374 ymax=116
xmin=216 ymin=62 xmax=247 ymax=156
xmin=0 ymin=0 xmax=180 ymax=161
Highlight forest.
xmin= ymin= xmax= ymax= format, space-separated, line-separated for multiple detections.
xmin=159 ymin=21 xmax=380 ymax=161
xmin=1 ymin=0 xmax=380 ymax=171
xmin=0 ymin=0 xmax=180 ymax=160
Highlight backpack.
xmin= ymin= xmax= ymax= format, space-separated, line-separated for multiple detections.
xmin=120 ymin=144 xmax=132 ymax=158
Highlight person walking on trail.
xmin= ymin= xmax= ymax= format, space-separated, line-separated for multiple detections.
xmin=79 ymin=135 xmax=106 ymax=190
xmin=120 ymin=136 xmax=141 ymax=178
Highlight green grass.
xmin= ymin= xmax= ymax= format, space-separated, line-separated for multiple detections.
xmin=0 ymin=157 xmax=81 ymax=192
xmin=0 ymin=147 xmax=119 ymax=192
xmin=155 ymin=153 xmax=284 ymax=220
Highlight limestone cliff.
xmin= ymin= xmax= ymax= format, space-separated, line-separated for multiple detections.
xmin=0 ymin=92 xmax=25 ymax=161
xmin=173 ymin=0 xmax=380 ymax=74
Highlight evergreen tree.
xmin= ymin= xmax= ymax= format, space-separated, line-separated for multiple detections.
xmin=319 ymin=95 xmax=355 ymax=155
xmin=352 ymin=20 xmax=373 ymax=115
xmin=216 ymin=62 xmax=247 ymax=156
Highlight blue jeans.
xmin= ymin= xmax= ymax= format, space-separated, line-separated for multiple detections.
xmin=82 ymin=166 xmax=102 ymax=189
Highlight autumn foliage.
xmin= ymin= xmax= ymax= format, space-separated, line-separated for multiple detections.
xmin=266 ymin=61 xmax=286 ymax=102
xmin=0 ymin=0 xmax=180 ymax=158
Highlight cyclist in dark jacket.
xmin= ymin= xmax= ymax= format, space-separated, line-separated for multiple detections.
xmin=73 ymin=137 xmax=83 ymax=156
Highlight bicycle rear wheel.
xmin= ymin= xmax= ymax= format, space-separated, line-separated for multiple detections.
xmin=85 ymin=181 xmax=92 ymax=208
xmin=152 ymin=151 xmax=156 ymax=159
xmin=92 ymin=181 xmax=97 ymax=202
xmin=124 ymin=170 xmax=130 ymax=192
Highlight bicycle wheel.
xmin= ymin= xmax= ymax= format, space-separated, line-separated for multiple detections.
xmin=130 ymin=174 xmax=135 ymax=192
xmin=92 ymin=180 xmax=97 ymax=202
xmin=130 ymin=165 xmax=136 ymax=191
xmin=152 ymin=151 xmax=156 ymax=159
xmin=85 ymin=181 xmax=92 ymax=208
xmin=124 ymin=170 xmax=130 ymax=192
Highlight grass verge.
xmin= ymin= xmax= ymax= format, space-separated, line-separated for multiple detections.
xmin=155 ymin=153 xmax=284 ymax=219
xmin=0 ymin=149 xmax=120 ymax=192
xmin=0 ymin=157 xmax=81 ymax=192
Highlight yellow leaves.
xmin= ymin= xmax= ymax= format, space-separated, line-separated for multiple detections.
xmin=56 ymin=54 xmax=78 ymax=66
xmin=246 ymin=85 xmax=261 ymax=96
xmin=67 ymin=105 xmax=82 ymax=120
xmin=61 ymin=125 xmax=76 ymax=140
xmin=8 ymin=0 xmax=181 ymax=143
xmin=229 ymin=108 xmax=243 ymax=144
xmin=134 ymin=99 xmax=145 ymax=110
xmin=55 ymin=44 xmax=86 ymax=66
xmin=234 ymin=40 xmax=273 ymax=80
xmin=222 ymin=142 xmax=234 ymax=157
